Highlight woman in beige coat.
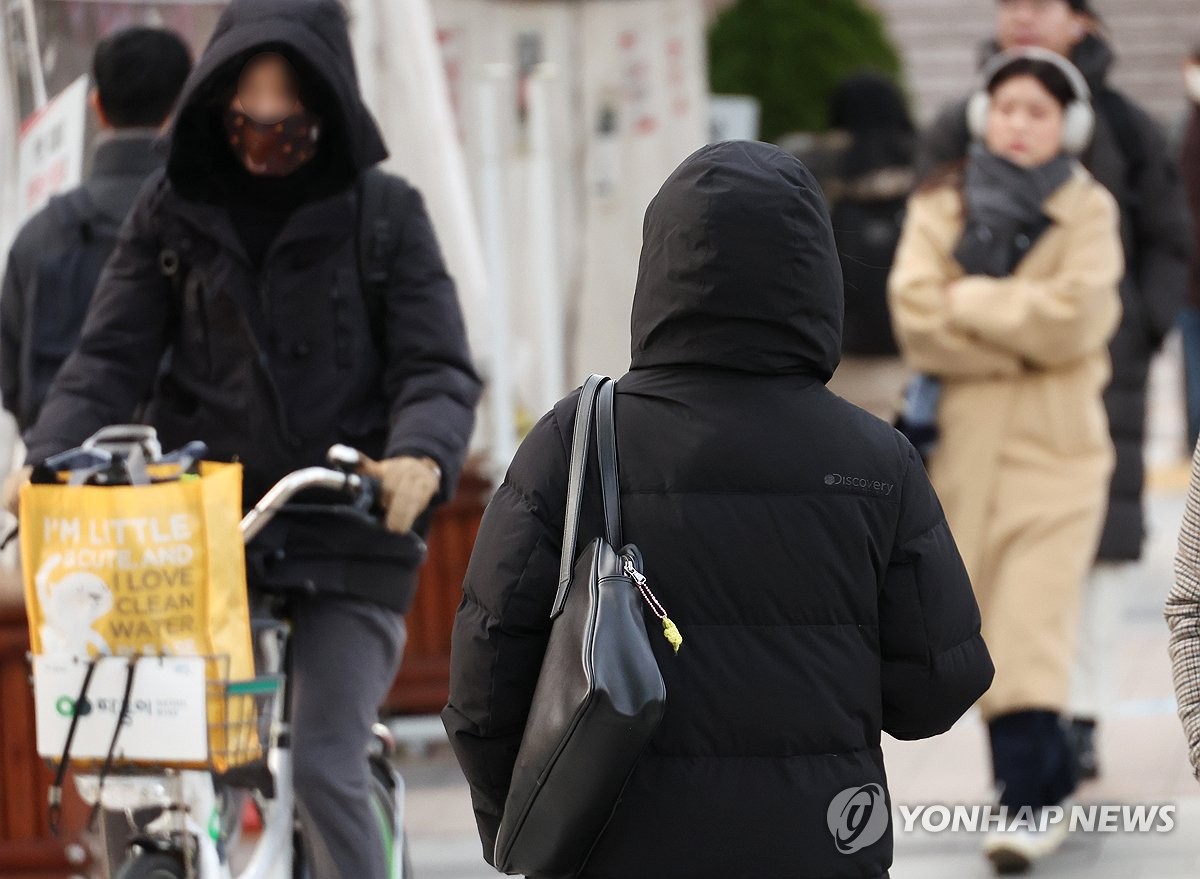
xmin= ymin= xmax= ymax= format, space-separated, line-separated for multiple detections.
xmin=890 ymin=50 xmax=1122 ymax=873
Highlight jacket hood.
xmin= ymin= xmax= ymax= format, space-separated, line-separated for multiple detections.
xmin=630 ymin=141 xmax=843 ymax=380
xmin=165 ymin=0 xmax=387 ymax=198
xmin=979 ymin=33 xmax=1114 ymax=91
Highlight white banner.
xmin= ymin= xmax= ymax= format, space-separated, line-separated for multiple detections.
xmin=34 ymin=654 xmax=209 ymax=764
xmin=15 ymin=74 xmax=89 ymax=223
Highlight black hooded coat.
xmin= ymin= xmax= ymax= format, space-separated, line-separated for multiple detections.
xmin=442 ymin=142 xmax=993 ymax=879
xmin=23 ymin=0 xmax=481 ymax=612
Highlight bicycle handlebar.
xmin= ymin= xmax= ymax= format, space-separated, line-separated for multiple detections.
xmin=240 ymin=466 xmax=377 ymax=543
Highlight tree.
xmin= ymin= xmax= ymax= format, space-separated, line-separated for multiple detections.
xmin=709 ymin=0 xmax=904 ymax=142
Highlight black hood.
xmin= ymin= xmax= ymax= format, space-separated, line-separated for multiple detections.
xmin=165 ymin=0 xmax=388 ymax=199
xmin=829 ymin=72 xmax=916 ymax=179
xmin=979 ymin=33 xmax=1114 ymax=92
xmin=630 ymin=141 xmax=843 ymax=380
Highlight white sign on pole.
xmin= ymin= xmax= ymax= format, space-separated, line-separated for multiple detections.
xmin=16 ymin=74 xmax=89 ymax=223
xmin=709 ymin=94 xmax=761 ymax=143
xmin=34 ymin=655 xmax=209 ymax=765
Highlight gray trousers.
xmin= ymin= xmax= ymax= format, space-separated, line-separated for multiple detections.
xmin=288 ymin=595 xmax=406 ymax=879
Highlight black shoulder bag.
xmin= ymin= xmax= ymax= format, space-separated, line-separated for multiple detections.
xmin=494 ymin=374 xmax=680 ymax=877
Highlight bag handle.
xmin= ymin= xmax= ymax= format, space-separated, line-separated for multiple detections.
xmin=552 ymin=374 xmax=620 ymax=618
xmin=596 ymin=378 xmax=622 ymax=549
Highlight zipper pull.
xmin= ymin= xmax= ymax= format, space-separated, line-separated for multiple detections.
xmin=661 ymin=617 xmax=683 ymax=654
xmin=622 ymin=556 xmax=683 ymax=654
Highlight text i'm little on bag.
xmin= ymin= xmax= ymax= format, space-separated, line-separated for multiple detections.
xmin=43 ymin=513 xmax=196 ymax=547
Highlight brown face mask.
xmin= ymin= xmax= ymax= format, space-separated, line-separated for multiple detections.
xmin=224 ymin=108 xmax=321 ymax=177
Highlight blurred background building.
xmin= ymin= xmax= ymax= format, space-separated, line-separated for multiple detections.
xmin=871 ymin=0 xmax=1197 ymax=124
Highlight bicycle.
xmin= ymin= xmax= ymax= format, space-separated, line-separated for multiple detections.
xmin=24 ymin=426 xmax=413 ymax=879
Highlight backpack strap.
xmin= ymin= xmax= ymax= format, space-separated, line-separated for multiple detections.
xmin=48 ymin=188 xmax=100 ymax=243
xmin=356 ymin=167 xmax=406 ymax=355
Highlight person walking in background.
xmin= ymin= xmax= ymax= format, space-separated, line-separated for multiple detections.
xmin=919 ymin=0 xmax=1191 ymax=784
xmin=0 ymin=27 xmax=192 ymax=435
xmin=443 ymin=140 xmax=994 ymax=879
xmin=891 ymin=50 xmax=1123 ymax=873
xmin=1179 ymin=44 xmax=1200 ymax=451
xmin=824 ymin=72 xmax=916 ymax=422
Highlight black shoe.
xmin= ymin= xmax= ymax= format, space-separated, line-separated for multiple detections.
xmin=1067 ymin=718 xmax=1100 ymax=782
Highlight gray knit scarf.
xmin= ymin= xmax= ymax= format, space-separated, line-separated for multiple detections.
xmin=953 ymin=143 xmax=1073 ymax=278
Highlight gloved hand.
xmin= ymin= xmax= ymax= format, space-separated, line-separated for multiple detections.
xmin=358 ymin=455 xmax=441 ymax=535
xmin=3 ymin=465 xmax=32 ymax=517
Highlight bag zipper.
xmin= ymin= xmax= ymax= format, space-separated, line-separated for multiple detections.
xmin=622 ymin=556 xmax=683 ymax=654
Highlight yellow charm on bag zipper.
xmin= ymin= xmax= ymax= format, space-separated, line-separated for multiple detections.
xmin=623 ymin=556 xmax=683 ymax=654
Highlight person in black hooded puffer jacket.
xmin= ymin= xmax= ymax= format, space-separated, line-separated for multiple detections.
xmin=442 ymin=142 xmax=994 ymax=879
xmin=7 ymin=1 xmax=481 ymax=876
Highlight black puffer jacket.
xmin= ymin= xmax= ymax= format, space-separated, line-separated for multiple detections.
xmin=442 ymin=142 xmax=993 ymax=879
xmin=917 ymin=35 xmax=1192 ymax=561
xmin=24 ymin=0 xmax=480 ymax=612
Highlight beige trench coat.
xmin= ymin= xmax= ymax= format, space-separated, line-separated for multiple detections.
xmin=889 ymin=167 xmax=1123 ymax=720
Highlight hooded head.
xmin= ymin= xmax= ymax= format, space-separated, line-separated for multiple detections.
xmin=165 ymin=0 xmax=387 ymax=200
xmin=828 ymin=72 xmax=916 ymax=179
xmin=630 ymin=141 xmax=843 ymax=381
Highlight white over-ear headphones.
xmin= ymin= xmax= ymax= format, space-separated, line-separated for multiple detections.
xmin=966 ymin=47 xmax=1095 ymax=156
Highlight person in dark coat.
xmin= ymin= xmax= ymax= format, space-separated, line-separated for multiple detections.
xmin=0 ymin=27 xmax=191 ymax=433
xmin=1180 ymin=45 xmax=1200 ymax=450
xmin=442 ymin=141 xmax=994 ymax=879
xmin=823 ymin=71 xmax=917 ymax=422
xmin=3 ymin=1 xmax=481 ymax=876
xmin=916 ymin=0 xmax=1192 ymax=781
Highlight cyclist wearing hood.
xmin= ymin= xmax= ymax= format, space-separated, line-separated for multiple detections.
xmin=9 ymin=1 xmax=480 ymax=876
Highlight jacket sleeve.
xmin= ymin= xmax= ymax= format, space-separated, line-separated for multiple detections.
xmin=888 ymin=194 xmax=1025 ymax=378
xmin=880 ymin=440 xmax=994 ymax=740
xmin=914 ymin=98 xmax=970 ymax=181
xmin=0 ymin=241 xmax=26 ymax=425
xmin=1167 ymin=439 xmax=1200 ymax=781
xmin=946 ymin=186 xmax=1124 ymax=368
xmin=1124 ymin=101 xmax=1192 ymax=348
xmin=22 ymin=188 xmax=170 ymax=463
xmin=380 ymin=184 xmax=482 ymax=500
xmin=441 ymin=406 xmax=569 ymax=864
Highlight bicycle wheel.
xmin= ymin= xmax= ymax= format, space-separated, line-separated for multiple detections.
xmin=400 ymin=829 xmax=413 ymax=879
xmin=369 ymin=771 xmax=395 ymax=870
xmin=368 ymin=758 xmax=411 ymax=878
xmin=113 ymin=851 xmax=186 ymax=879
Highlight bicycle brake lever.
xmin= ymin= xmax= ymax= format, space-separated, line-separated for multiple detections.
xmin=157 ymin=441 xmax=209 ymax=475
xmin=353 ymin=473 xmax=383 ymax=517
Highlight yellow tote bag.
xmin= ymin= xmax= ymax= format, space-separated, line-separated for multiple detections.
xmin=20 ymin=462 xmax=256 ymax=769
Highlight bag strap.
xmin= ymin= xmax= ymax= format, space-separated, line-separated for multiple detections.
xmin=87 ymin=657 xmax=138 ymax=832
xmin=48 ymin=657 xmax=100 ymax=834
xmin=596 ymin=378 xmax=622 ymax=549
xmin=552 ymin=374 xmax=611 ymax=618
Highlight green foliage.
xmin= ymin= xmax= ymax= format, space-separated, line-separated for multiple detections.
xmin=709 ymin=0 xmax=905 ymax=142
